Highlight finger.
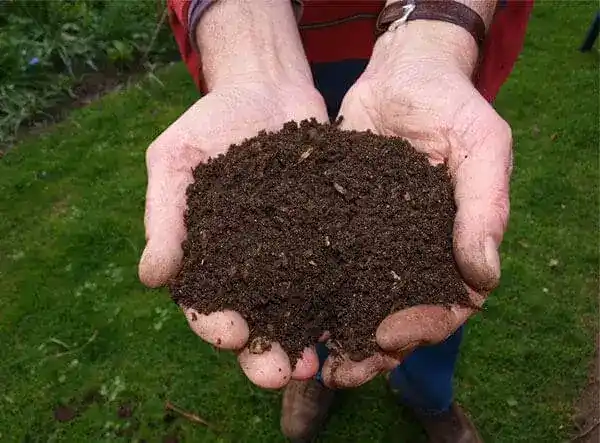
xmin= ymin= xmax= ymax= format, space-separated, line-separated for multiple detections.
xmin=238 ymin=342 xmax=293 ymax=389
xmin=335 ymin=83 xmax=378 ymax=132
xmin=291 ymin=347 xmax=320 ymax=381
xmin=184 ymin=308 xmax=249 ymax=350
xmin=321 ymin=354 xmax=384 ymax=388
xmin=383 ymin=347 xmax=414 ymax=371
xmin=138 ymin=138 xmax=206 ymax=288
xmin=376 ymin=299 xmax=481 ymax=352
xmin=451 ymin=112 xmax=512 ymax=292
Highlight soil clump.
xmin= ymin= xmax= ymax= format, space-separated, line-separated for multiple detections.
xmin=170 ymin=119 xmax=471 ymax=363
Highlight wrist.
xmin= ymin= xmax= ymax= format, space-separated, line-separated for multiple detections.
xmin=375 ymin=0 xmax=497 ymax=77
xmin=195 ymin=0 xmax=313 ymax=90
xmin=374 ymin=20 xmax=479 ymax=77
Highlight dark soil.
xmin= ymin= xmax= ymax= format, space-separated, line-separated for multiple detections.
xmin=49 ymin=391 xmax=186 ymax=440
xmin=170 ymin=119 xmax=472 ymax=363
xmin=117 ymin=403 xmax=134 ymax=419
xmin=53 ymin=405 xmax=77 ymax=422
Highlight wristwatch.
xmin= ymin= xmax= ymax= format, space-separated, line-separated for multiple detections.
xmin=375 ymin=0 xmax=487 ymax=52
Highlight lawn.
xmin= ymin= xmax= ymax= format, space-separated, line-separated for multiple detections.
xmin=0 ymin=3 xmax=598 ymax=442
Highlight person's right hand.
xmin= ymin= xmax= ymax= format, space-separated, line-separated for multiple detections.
xmin=138 ymin=79 xmax=328 ymax=389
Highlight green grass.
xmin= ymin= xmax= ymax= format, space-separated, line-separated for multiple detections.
xmin=0 ymin=3 xmax=598 ymax=442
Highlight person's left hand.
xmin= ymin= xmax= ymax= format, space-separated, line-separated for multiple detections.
xmin=320 ymin=22 xmax=513 ymax=388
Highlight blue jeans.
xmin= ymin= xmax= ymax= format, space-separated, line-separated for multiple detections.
xmin=311 ymin=60 xmax=463 ymax=415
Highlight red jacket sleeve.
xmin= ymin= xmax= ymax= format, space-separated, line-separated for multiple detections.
xmin=167 ymin=0 xmax=205 ymax=92
xmin=166 ymin=0 xmax=534 ymax=102
xmin=474 ymin=1 xmax=534 ymax=101
xmin=298 ymin=0 xmax=534 ymax=103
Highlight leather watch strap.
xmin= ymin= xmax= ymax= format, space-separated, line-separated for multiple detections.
xmin=375 ymin=0 xmax=487 ymax=51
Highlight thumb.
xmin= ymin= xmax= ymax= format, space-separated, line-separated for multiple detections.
xmin=451 ymin=117 xmax=512 ymax=292
xmin=139 ymin=140 xmax=205 ymax=288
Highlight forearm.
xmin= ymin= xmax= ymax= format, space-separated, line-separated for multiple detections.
xmin=195 ymin=0 xmax=312 ymax=90
xmin=378 ymin=0 xmax=498 ymax=76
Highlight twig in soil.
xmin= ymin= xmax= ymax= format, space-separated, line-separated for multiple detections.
xmin=165 ymin=401 xmax=214 ymax=428
xmin=333 ymin=183 xmax=346 ymax=195
xmin=297 ymin=147 xmax=314 ymax=164
xmin=572 ymin=419 xmax=600 ymax=441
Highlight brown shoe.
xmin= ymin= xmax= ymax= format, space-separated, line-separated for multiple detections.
xmin=280 ymin=379 xmax=336 ymax=442
xmin=414 ymin=402 xmax=483 ymax=443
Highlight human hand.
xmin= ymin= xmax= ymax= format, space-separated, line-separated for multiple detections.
xmin=138 ymin=0 xmax=330 ymax=390
xmin=139 ymin=79 xmax=328 ymax=389
xmin=320 ymin=21 xmax=513 ymax=387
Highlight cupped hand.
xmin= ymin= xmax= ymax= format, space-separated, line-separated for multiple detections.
xmin=139 ymin=79 xmax=328 ymax=389
xmin=320 ymin=26 xmax=513 ymax=388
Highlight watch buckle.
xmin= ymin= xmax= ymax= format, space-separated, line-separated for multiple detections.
xmin=388 ymin=4 xmax=416 ymax=32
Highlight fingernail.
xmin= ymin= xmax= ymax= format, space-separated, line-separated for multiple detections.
xmin=485 ymin=236 xmax=500 ymax=269
xmin=138 ymin=241 xmax=167 ymax=288
xmin=484 ymin=236 xmax=501 ymax=288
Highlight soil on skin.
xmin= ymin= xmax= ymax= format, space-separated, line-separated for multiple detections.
xmin=170 ymin=119 xmax=472 ymax=363
xmin=572 ymin=336 xmax=599 ymax=443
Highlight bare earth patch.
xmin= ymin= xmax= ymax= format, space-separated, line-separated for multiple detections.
xmin=572 ymin=335 xmax=599 ymax=442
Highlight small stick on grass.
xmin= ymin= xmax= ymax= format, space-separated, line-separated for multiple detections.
xmin=165 ymin=401 xmax=215 ymax=429
xmin=41 ymin=330 xmax=98 ymax=364
xmin=571 ymin=419 xmax=600 ymax=441
xmin=49 ymin=338 xmax=71 ymax=350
